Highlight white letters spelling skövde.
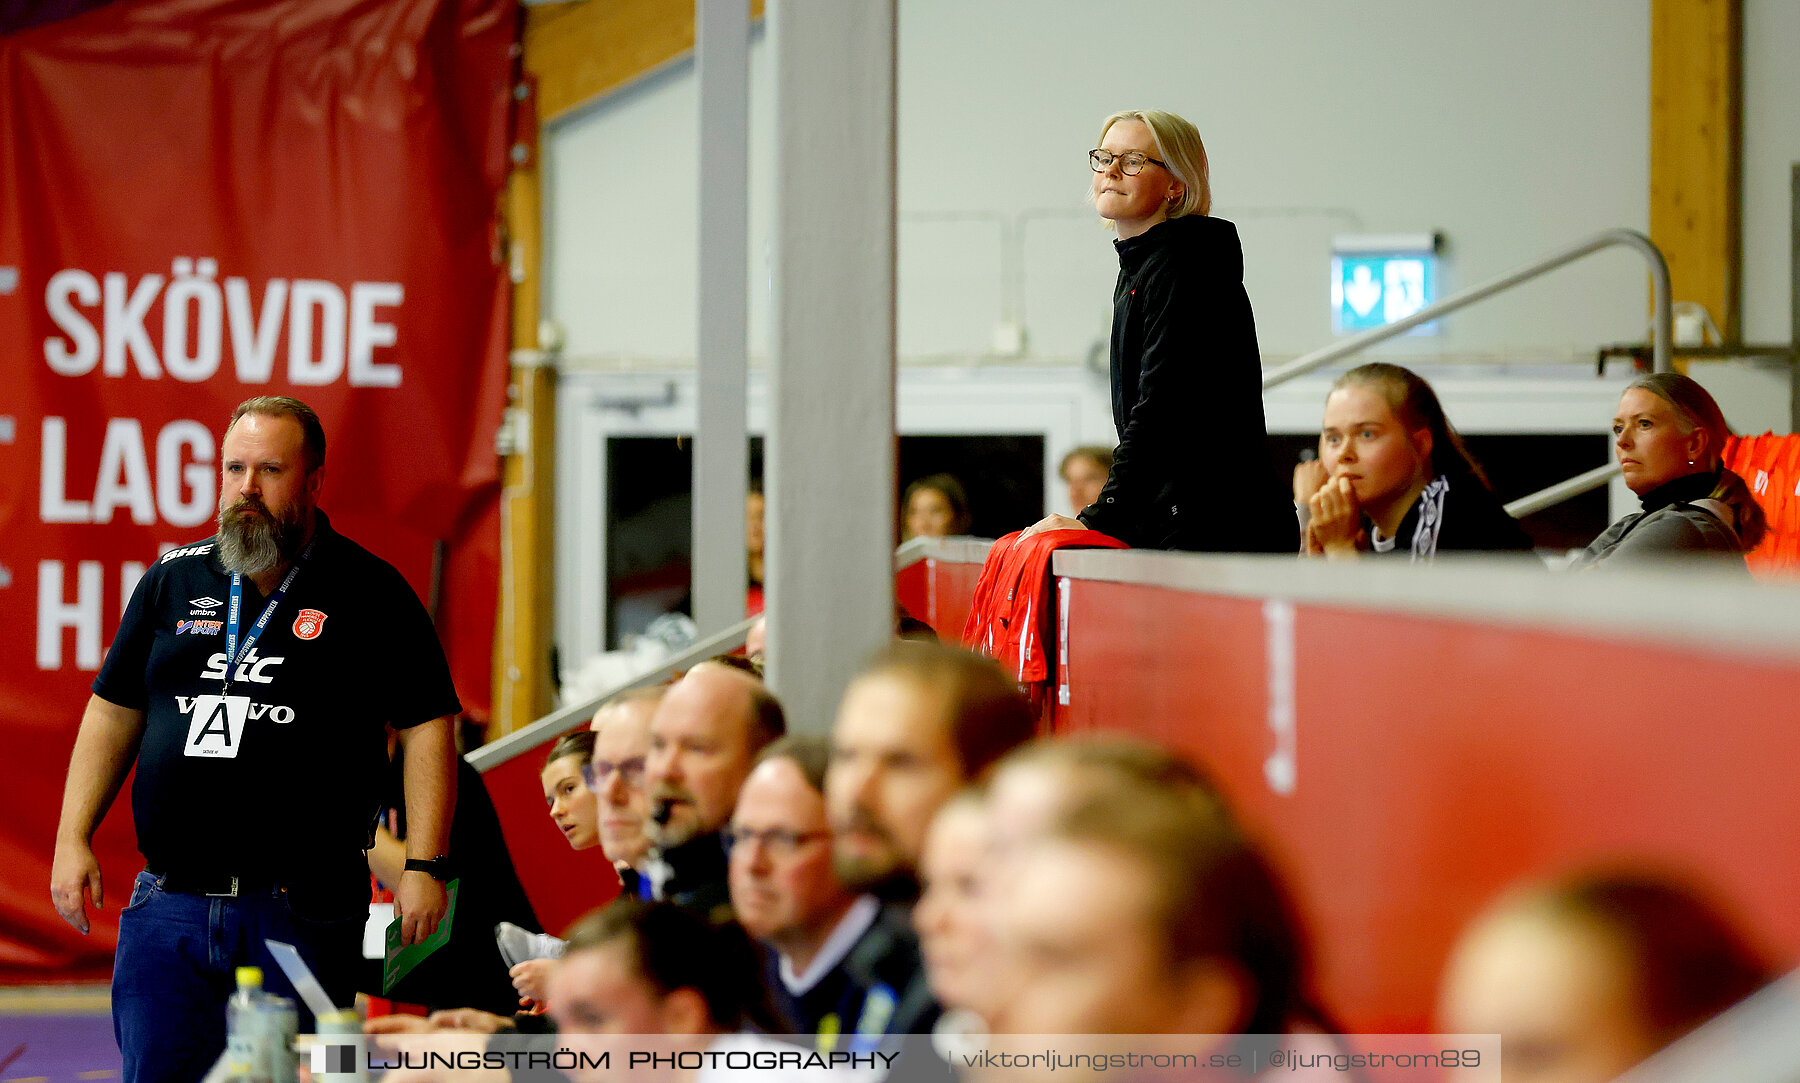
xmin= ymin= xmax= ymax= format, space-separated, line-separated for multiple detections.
xmin=42 ymin=262 xmax=404 ymax=387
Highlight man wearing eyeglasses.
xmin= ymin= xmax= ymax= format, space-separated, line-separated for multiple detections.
xmin=585 ymin=686 xmax=663 ymax=896
xmin=727 ymin=736 xmax=872 ymax=1042
xmin=642 ymin=660 xmax=786 ymax=915
xmin=502 ymin=685 xmax=667 ymax=1015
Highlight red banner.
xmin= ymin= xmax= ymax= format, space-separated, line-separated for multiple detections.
xmin=0 ymin=0 xmax=518 ymax=980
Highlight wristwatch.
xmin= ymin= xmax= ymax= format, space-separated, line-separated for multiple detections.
xmin=404 ymin=856 xmax=454 ymax=882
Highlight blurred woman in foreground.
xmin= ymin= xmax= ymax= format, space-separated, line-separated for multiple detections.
xmin=1440 ymin=870 xmax=1773 ymax=1083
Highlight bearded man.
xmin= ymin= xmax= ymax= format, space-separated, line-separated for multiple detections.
xmin=51 ymin=396 xmax=459 ymax=1083
xmin=640 ymin=661 xmax=785 ymax=914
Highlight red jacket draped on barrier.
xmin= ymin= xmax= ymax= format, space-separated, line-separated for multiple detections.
xmin=0 ymin=0 xmax=518 ymax=981
xmin=962 ymin=528 xmax=1129 ymax=691
xmin=1723 ymin=432 xmax=1800 ymax=577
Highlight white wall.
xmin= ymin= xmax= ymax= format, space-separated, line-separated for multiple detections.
xmin=1743 ymin=0 xmax=1800 ymax=344
xmin=546 ymin=1 xmax=1668 ymax=368
xmin=540 ymin=2 xmax=1799 ymax=671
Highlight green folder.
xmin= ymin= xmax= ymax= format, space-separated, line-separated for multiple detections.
xmin=381 ymin=879 xmax=459 ymax=993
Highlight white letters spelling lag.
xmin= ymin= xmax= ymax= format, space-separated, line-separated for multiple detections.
xmin=40 ymin=417 xmax=214 ymax=526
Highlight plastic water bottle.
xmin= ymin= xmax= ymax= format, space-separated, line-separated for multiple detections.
xmin=224 ymin=967 xmax=273 ymax=1083
xmin=262 ymin=993 xmax=299 ymax=1083
xmin=221 ymin=966 xmax=298 ymax=1083
xmin=313 ymin=1008 xmax=370 ymax=1083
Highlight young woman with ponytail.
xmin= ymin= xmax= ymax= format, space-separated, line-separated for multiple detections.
xmin=1296 ymin=363 xmax=1536 ymax=562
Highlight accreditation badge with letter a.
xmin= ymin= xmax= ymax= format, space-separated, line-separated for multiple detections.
xmin=185 ymin=695 xmax=251 ymax=758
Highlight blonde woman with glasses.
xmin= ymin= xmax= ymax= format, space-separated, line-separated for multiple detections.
xmin=1021 ymin=110 xmax=1293 ymax=552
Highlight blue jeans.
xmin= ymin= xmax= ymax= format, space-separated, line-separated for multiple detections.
xmin=112 ymin=869 xmax=365 ymax=1083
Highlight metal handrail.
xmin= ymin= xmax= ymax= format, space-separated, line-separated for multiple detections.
xmin=1266 ymin=228 xmax=1671 ymax=519
xmin=1504 ymin=462 xmax=1622 ymax=519
xmin=467 ymin=616 xmax=757 ymax=772
xmin=1263 ymin=228 xmax=1673 ymax=389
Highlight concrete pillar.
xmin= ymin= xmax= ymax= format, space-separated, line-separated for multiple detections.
xmin=693 ymin=0 xmax=751 ymax=636
xmin=765 ymin=0 xmax=897 ymax=731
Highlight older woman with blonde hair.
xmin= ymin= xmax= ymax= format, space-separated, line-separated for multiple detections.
xmin=1569 ymin=372 xmax=1766 ymax=569
xmin=1021 ymin=109 xmax=1293 ymax=552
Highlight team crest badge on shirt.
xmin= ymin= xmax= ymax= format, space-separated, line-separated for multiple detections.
xmin=293 ymin=609 xmax=328 ymax=640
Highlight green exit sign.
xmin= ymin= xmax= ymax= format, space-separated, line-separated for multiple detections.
xmin=1331 ymin=233 xmax=1441 ymax=335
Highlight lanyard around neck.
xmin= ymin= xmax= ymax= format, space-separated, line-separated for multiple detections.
xmin=222 ymin=539 xmax=313 ymax=695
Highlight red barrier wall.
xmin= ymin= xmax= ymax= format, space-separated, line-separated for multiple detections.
xmin=1051 ymin=569 xmax=1800 ymax=1033
xmin=895 ymin=542 xmax=988 ymax=640
xmin=477 ymin=749 xmax=621 ymax=938
xmin=930 ymin=560 xmax=983 ymax=642
xmin=455 ymin=545 xmax=1800 ymax=1035
xmin=896 ymin=559 xmax=931 ymax=629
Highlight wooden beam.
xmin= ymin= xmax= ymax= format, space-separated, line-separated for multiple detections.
xmin=1650 ymin=0 xmax=1742 ymax=341
xmin=492 ymin=77 xmax=558 ymax=739
xmin=525 ymin=0 xmax=765 ymax=125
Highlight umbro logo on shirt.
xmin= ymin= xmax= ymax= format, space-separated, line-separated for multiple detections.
xmin=191 ymin=596 xmax=222 ymax=608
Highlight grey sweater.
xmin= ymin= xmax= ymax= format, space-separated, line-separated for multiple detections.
xmin=1568 ymin=498 xmax=1746 ymax=571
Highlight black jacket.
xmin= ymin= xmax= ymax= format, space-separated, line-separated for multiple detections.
xmin=1078 ymin=215 xmax=1295 ymax=552
xmin=1367 ymin=473 xmax=1536 ymax=560
xmin=837 ymin=901 xmax=940 ymax=1040
xmin=372 ymin=756 xmax=543 ymax=1015
xmin=655 ymin=831 xmax=732 ymax=918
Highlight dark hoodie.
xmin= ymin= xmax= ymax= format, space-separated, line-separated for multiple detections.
xmin=1078 ymin=214 xmax=1296 ymax=553
xmin=652 ymin=830 xmax=732 ymax=917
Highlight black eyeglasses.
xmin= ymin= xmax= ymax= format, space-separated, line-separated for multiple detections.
xmin=722 ymin=826 xmax=829 ymax=859
xmin=581 ymin=756 xmax=646 ymax=793
xmin=1089 ymin=149 xmax=1167 ymax=176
